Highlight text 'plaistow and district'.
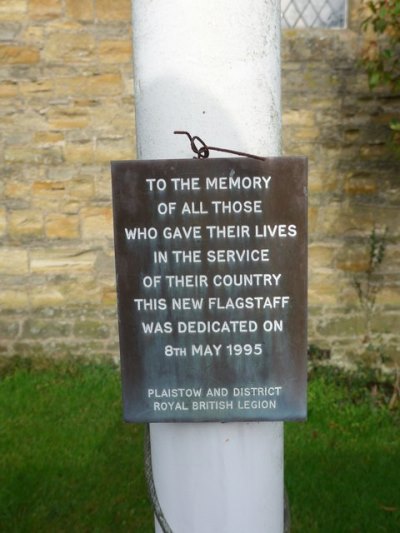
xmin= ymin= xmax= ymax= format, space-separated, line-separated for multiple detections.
xmin=147 ymin=386 xmax=284 ymax=414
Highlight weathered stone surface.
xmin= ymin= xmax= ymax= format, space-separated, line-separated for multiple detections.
xmin=96 ymin=0 xmax=131 ymax=21
xmin=0 ymin=81 xmax=18 ymax=97
xmin=81 ymin=207 xmax=113 ymax=239
xmin=98 ymin=40 xmax=132 ymax=64
xmin=0 ymin=45 xmax=39 ymax=64
xmin=22 ymin=318 xmax=70 ymax=339
xmin=65 ymin=0 xmax=94 ymax=21
xmin=0 ymin=1 xmax=397 ymax=364
xmin=0 ymin=248 xmax=28 ymax=275
xmin=73 ymin=319 xmax=110 ymax=339
xmin=28 ymin=0 xmax=62 ymax=20
xmin=64 ymin=140 xmax=95 ymax=164
xmin=30 ymin=247 xmax=97 ymax=273
xmin=316 ymin=314 xmax=365 ymax=338
xmin=95 ymin=137 xmax=134 ymax=162
xmin=4 ymin=145 xmax=63 ymax=164
xmin=8 ymin=209 xmax=44 ymax=239
xmin=0 ymin=1 xmax=27 ymax=20
xmin=0 ymin=320 xmax=19 ymax=338
xmin=53 ymin=72 xmax=123 ymax=97
xmin=48 ymin=107 xmax=90 ymax=129
xmin=0 ymin=207 xmax=6 ymax=237
xmin=43 ymin=33 xmax=95 ymax=63
xmin=0 ymin=289 xmax=29 ymax=309
xmin=34 ymin=131 xmax=63 ymax=144
xmin=45 ymin=214 xmax=80 ymax=239
xmin=29 ymin=286 xmax=65 ymax=307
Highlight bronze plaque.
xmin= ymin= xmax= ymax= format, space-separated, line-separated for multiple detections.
xmin=111 ymin=157 xmax=307 ymax=422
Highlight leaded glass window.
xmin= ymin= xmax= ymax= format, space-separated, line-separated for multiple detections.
xmin=282 ymin=0 xmax=347 ymax=28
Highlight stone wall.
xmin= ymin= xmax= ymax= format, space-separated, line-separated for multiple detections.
xmin=0 ymin=0 xmax=134 ymax=359
xmin=0 ymin=1 xmax=399 ymax=366
xmin=282 ymin=3 xmax=400 ymax=365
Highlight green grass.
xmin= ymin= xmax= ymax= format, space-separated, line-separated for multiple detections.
xmin=0 ymin=357 xmax=399 ymax=532
xmin=285 ymin=366 xmax=400 ymax=532
xmin=0 ymin=358 xmax=153 ymax=532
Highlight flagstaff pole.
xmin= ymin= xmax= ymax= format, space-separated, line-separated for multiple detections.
xmin=131 ymin=2 xmax=283 ymax=531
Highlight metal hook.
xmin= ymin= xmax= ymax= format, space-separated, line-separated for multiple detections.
xmin=174 ymin=131 xmax=265 ymax=161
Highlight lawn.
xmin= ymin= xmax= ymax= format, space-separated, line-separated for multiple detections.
xmin=0 ymin=357 xmax=399 ymax=532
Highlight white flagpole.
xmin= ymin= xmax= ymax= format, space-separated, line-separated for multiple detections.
xmin=131 ymin=2 xmax=283 ymax=531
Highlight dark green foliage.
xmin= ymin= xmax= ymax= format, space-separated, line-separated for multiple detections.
xmin=362 ymin=0 xmax=400 ymax=146
xmin=362 ymin=0 xmax=400 ymax=92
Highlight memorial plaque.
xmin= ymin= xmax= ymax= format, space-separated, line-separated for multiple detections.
xmin=111 ymin=157 xmax=307 ymax=422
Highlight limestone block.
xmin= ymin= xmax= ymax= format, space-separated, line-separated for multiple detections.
xmin=308 ymin=169 xmax=338 ymax=194
xmin=28 ymin=284 xmax=66 ymax=307
xmin=0 ymin=207 xmax=6 ymax=236
xmin=8 ymin=209 xmax=44 ymax=239
xmin=370 ymin=312 xmax=400 ymax=335
xmin=95 ymin=137 xmax=134 ymax=162
xmin=30 ymin=247 xmax=97 ymax=273
xmin=20 ymin=25 xmax=44 ymax=44
xmin=31 ymin=180 xmax=66 ymax=209
xmin=43 ymin=33 xmax=95 ymax=63
xmin=69 ymin=177 xmax=95 ymax=199
xmin=86 ymin=72 xmax=124 ymax=96
xmin=94 ymin=175 xmax=112 ymax=201
xmin=48 ymin=108 xmax=90 ymax=129
xmin=316 ymin=314 xmax=365 ymax=338
xmin=3 ymin=179 xmax=32 ymax=203
xmin=88 ymin=102 xmax=134 ymax=132
xmin=34 ymin=131 xmax=64 ymax=144
xmin=378 ymin=288 xmax=400 ymax=306
xmin=45 ymin=213 xmax=80 ymax=239
xmin=20 ymin=80 xmax=53 ymax=95
xmin=96 ymin=0 xmax=131 ymax=21
xmin=52 ymin=75 xmax=90 ymax=96
xmin=0 ymin=81 xmax=18 ymax=98
xmin=0 ymin=289 xmax=29 ymax=309
xmin=307 ymin=206 xmax=319 ymax=236
xmin=98 ymin=40 xmax=132 ymax=64
xmin=292 ymin=127 xmax=320 ymax=141
xmin=360 ymin=144 xmax=388 ymax=158
xmin=29 ymin=0 xmax=62 ymax=20
xmin=12 ymin=342 xmax=46 ymax=357
xmin=62 ymin=201 xmax=80 ymax=215
xmin=308 ymin=271 xmax=340 ymax=305
xmin=33 ymin=180 xmax=67 ymax=195
xmin=383 ymin=246 xmax=400 ymax=274
xmin=54 ymin=73 xmax=123 ymax=97
xmin=81 ymin=206 xmax=113 ymax=239
xmin=283 ymin=110 xmax=315 ymax=127
xmin=73 ymin=319 xmax=110 ymax=339
xmin=308 ymin=244 xmax=336 ymax=269
xmin=0 ymin=320 xmax=19 ymax=339
xmin=335 ymin=246 xmax=370 ymax=273
xmin=66 ymin=0 xmax=94 ymax=20
xmin=0 ymin=45 xmax=39 ymax=64
xmin=61 ymin=277 xmax=101 ymax=304
xmin=0 ymin=0 xmax=27 ymax=20
xmin=0 ymin=248 xmax=29 ymax=275
xmin=102 ymin=286 xmax=117 ymax=305
xmin=4 ymin=144 xmax=63 ymax=164
xmin=22 ymin=318 xmax=71 ymax=339
xmin=64 ymin=140 xmax=95 ymax=164
xmin=43 ymin=19 xmax=82 ymax=32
